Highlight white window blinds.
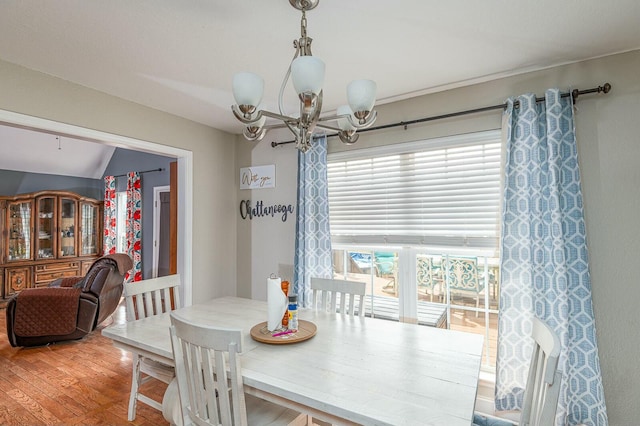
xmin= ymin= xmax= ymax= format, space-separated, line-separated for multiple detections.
xmin=327 ymin=130 xmax=502 ymax=253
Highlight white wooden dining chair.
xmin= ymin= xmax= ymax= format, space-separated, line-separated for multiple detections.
xmin=123 ymin=274 xmax=181 ymax=421
xmin=473 ymin=317 xmax=563 ymax=426
xmin=169 ymin=313 xmax=307 ymax=426
xmin=310 ymin=277 xmax=366 ymax=317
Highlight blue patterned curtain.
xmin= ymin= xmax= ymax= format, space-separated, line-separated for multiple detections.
xmin=293 ymin=135 xmax=333 ymax=308
xmin=495 ymin=89 xmax=607 ymax=425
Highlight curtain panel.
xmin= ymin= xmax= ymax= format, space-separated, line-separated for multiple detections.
xmin=126 ymin=172 xmax=143 ymax=282
xmin=495 ymin=89 xmax=607 ymax=425
xmin=293 ymin=135 xmax=333 ymax=308
xmin=103 ymin=175 xmax=117 ymax=254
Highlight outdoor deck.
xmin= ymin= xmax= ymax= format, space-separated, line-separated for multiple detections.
xmin=362 ymin=295 xmax=447 ymax=328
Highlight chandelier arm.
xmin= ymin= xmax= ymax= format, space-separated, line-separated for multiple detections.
xmin=243 ymin=127 xmax=267 ymax=142
xmin=278 ymin=50 xmax=301 ymax=117
xmin=284 ymin=115 xmax=301 ymax=143
xmin=278 ymin=64 xmax=292 ymax=116
xmin=260 ymin=110 xmax=299 ymax=125
xmin=339 ymin=132 xmax=359 ymax=145
xmin=317 ymin=110 xmax=377 ymax=128
xmin=314 ymin=89 xmax=323 ymax=122
xmin=261 ymin=122 xmax=290 ymax=131
xmin=261 ymin=110 xmax=302 ymax=142
xmin=346 ymin=110 xmax=377 ymax=129
xmin=286 ymin=123 xmax=300 ymax=142
xmin=315 ymin=122 xmax=342 ymax=132
xmin=316 ymin=113 xmax=343 ymax=122
xmin=232 ymin=105 xmax=263 ymax=124
xmin=244 ymin=120 xmax=304 ymax=142
xmin=277 ymin=53 xmax=305 ymax=142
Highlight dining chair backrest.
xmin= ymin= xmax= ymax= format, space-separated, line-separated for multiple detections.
xmin=444 ymin=257 xmax=485 ymax=317
xmin=443 ymin=256 xmax=484 ymax=293
xmin=521 ymin=317 xmax=562 ymax=426
xmin=169 ymin=314 xmax=247 ymax=426
xmin=416 ymin=256 xmax=434 ymax=286
xmin=310 ymin=277 xmax=366 ymax=317
xmin=169 ymin=314 xmax=306 ymax=426
xmin=416 ymin=256 xmax=442 ymax=302
xmin=473 ymin=317 xmax=562 ymax=426
xmin=124 ymin=274 xmax=181 ymax=322
xmin=373 ymin=252 xmax=396 ymax=276
xmin=123 ymin=275 xmax=182 ymax=420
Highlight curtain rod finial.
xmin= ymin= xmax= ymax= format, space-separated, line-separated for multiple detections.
xmin=571 ymin=88 xmax=579 ymax=102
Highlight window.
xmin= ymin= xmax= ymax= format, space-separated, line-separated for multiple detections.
xmin=116 ymin=191 xmax=128 ymax=253
xmin=327 ymin=130 xmax=502 ymax=367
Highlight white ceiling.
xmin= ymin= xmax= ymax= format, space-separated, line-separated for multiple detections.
xmin=0 ymin=1 xmax=639 ymax=177
xmin=0 ymin=125 xmax=115 ymax=179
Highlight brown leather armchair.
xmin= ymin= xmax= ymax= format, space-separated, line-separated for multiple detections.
xmin=6 ymin=254 xmax=133 ymax=347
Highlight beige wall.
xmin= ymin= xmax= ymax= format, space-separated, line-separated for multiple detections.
xmin=0 ymin=59 xmax=239 ymax=303
xmin=237 ymin=50 xmax=640 ymax=424
xmin=235 ymin=128 xmax=298 ymax=300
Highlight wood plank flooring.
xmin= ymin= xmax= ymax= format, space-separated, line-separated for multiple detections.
xmin=0 ymin=301 xmax=168 ymax=425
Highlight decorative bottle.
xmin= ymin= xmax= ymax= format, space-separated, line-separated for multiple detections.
xmin=288 ymin=295 xmax=298 ymax=331
xmin=281 ymin=280 xmax=289 ymax=328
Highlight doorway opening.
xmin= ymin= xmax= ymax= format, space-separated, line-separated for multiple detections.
xmin=152 ymin=185 xmax=171 ymax=278
xmin=0 ymin=109 xmax=193 ymax=305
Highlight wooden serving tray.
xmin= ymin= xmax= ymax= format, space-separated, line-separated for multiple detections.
xmin=250 ymin=320 xmax=317 ymax=345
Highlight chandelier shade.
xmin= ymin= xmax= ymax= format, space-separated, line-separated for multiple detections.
xmin=347 ymin=79 xmax=377 ymax=119
xmin=291 ymin=56 xmax=325 ymax=96
xmin=231 ymin=0 xmax=377 ymax=152
xmin=232 ymin=72 xmax=264 ymax=114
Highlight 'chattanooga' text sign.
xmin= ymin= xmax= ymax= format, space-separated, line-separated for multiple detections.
xmin=239 ymin=199 xmax=294 ymax=222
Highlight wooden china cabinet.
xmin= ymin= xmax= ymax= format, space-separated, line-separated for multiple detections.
xmin=0 ymin=190 xmax=103 ymax=306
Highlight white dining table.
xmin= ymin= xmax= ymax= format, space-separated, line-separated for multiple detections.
xmin=102 ymin=296 xmax=484 ymax=426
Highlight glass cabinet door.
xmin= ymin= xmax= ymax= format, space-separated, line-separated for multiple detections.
xmin=36 ymin=196 xmax=56 ymax=259
xmin=7 ymin=200 xmax=33 ymax=261
xmin=80 ymin=202 xmax=99 ymax=256
xmin=59 ymin=198 xmax=77 ymax=257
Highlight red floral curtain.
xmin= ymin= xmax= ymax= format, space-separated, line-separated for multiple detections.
xmin=126 ymin=172 xmax=142 ymax=282
xmin=103 ymin=175 xmax=117 ymax=254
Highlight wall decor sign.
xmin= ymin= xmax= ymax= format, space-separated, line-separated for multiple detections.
xmin=239 ymin=199 xmax=295 ymax=222
xmin=240 ymin=165 xmax=275 ymax=189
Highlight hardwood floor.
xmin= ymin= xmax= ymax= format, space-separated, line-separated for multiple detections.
xmin=0 ymin=301 xmax=168 ymax=425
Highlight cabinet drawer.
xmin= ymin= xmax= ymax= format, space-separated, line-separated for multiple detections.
xmin=35 ymin=261 xmax=79 ymax=272
xmin=35 ymin=268 xmax=80 ymax=285
xmin=5 ymin=267 xmax=31 ymax=297
xmin=81 ymin=260 xmax=94 ymax=276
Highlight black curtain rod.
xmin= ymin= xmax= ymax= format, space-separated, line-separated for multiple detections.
xmin=271 ymin=83 xmax=611 ymax=148
xmin=113 ymin=167 xmax=163 ymax=178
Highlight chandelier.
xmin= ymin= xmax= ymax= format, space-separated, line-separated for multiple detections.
xmin=231 ymin=0 xmax=377 ymax=152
